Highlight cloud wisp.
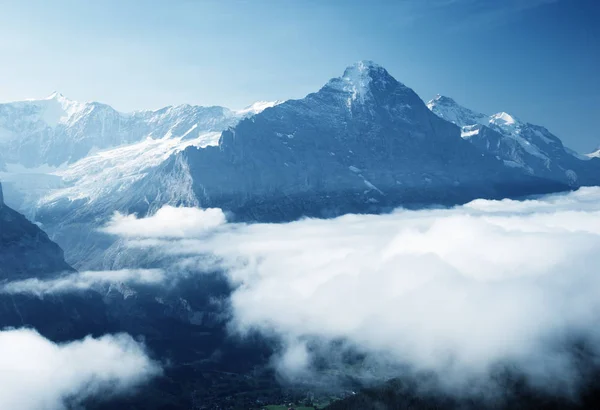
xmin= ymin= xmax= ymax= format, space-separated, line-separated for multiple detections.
xmin=0 ymin=328 xmax=161 ymax=410
xmin=0 ymin=268 xmax=165 ymax=297
xmin=103 ymin=187 xmax=600 ymax=396
xmin=101 ymin=205 xmax=226 ymax=238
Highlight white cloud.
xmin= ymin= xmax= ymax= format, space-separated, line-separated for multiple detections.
xmin=103 ymin=187 xmax=600 ymax=395
xmin=0 ymin=268 xmax=165 ymax=296
xmin=0 ymin=328 xmax=161 ymax=410
xmin=101 ymin=206 xmax=226 ymax=238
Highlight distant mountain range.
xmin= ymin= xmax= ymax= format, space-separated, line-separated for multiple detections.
xmin=0 ymin=61 xmax=598 ymax=267
xmin=0 ymin=91 xmax=280 ymax=168
xmin=0 ymin=93 xmax=280 ymax=213
xmin=174 ymin=61 xmax=573 ymax=221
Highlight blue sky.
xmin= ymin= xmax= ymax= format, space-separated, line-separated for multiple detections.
xmin=0 ymin=0 xmax=598 ymax=151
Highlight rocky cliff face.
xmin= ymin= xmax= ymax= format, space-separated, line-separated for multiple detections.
xmin=0 ymin=181 xmax=74 ymax=279
xmin=0 ymin=180 xmax=112 ymax=344
xmin=177 ymin=61 xmax=566 ymax=221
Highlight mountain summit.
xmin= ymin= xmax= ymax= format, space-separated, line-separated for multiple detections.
xmin=166 ymin=62 xmax=566 ymax=221
xmin=44 ymin=91 xmax=69 ymax=101
xmin=324 ymin=60 xmax=398 ymax=105
xmin=33 ymin=61 xmax=574 ymax=265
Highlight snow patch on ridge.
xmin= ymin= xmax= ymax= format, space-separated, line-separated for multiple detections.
xmin=586 ymin=149 xmax=600 ymax=159
xmin=426 ymin=94 xmax=488 ymax=127
xmin=490 ymin=112 xmax=516 ymax=127
xmin=235 ymin=100 xmax=283 ymax=116
xmin=461 ymin=125 xmax=481 ymax=139
xmin=427 ymin=95 xmax=550 ymax=164
xmin=327 ymin=60 xmax=382 ymax=109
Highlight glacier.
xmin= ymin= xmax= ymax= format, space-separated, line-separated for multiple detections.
xmin=0 ymin=94 xmax=279 ymax=215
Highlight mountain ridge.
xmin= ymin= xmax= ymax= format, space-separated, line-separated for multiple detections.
xmin=0 ymin=94 xmax=280 ymax=214
xmin=427 ymin=94 xmax=600 ymax=186
xmin=0 ymin=92 xmax=280 ymax=169
xmin=170 ymin=62 xmax=568 ymax=221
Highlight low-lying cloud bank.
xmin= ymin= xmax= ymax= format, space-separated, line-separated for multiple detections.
xmin=0 ymin=328 xmax=161 ymax=410
xmin=103 ymin=187 xmax=600 ymax=395
xmin=0 ymin=268 xmax=165 ymax=296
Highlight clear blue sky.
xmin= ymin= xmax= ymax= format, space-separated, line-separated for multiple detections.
xmin=0 ymin=0 xmax=598 ymax=151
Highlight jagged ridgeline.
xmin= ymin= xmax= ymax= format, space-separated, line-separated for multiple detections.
xmin=1 ymin=61 xmax=595 ymax=269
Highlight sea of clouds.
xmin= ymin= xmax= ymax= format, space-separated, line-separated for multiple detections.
xmin=0 ymin=268 xmax=165 ymax=296
xmin=5 ymin=187 xmax=600 ymax=399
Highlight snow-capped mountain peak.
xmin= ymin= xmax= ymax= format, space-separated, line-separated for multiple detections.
xmin=427 ymin=93 xmax=600 ymax=185
xmin=13 ymin=91 xmax=86 ymax=127
xmin=38 ymin=91 xmax=81 ymax=112
xmin=428 ymin=95 xmax=529 ymax=139
xmin=0 ymin=92 xmax=284 ymax=171
xmin=490 ymin=111 xmax=517 ymax=126
xmin=324 ymin=60 xmax=397 ymax=108
xmin=428 ymin=95 xmax=529 ymax=141
xmin=426 ymin=94 xmax=487 ymax=127
xmin=342 ymin=60 xmax=384 ymax=79
xmin=44 ymin=91 xmax=68 ymax=101
xmin=488 ymin=111 xmax=523 ymax=136
xmin=427 ymin=94 xmax=457 ymax=107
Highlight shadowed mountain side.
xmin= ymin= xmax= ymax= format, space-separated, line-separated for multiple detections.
xmin=0 ymin=182 xmax=74 ymax=279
